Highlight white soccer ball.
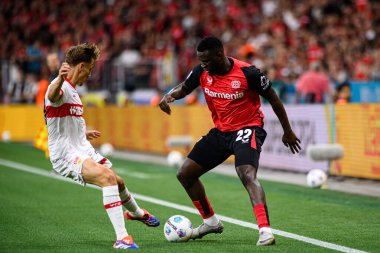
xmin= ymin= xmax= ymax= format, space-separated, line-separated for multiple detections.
xmin=167 ymin=151 xmax=183 ymax=167
xmin=306 ymin=169 xmax=327 ymax=188
xmin=1 ymin=131 xmax=11 ymax=142
xmin=100 ymin=143 xmax=114 ymax=156
xmin=164 ymin=215 xmax=193 ymax=242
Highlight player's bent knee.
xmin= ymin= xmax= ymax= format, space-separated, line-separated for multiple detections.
xmin=176 ymin=168 xmax=190 ymax=185
xmin=245 ymin=175 xmax=262 ymax=189
xmin=246 ymin=172 xmax=258 ymax=182
xmin=105 ymin=170 xmax=117 ymax=185
xmin=236 ymin=165 xmax=259 ymax=184
xmin=100 ymin=169 xmax=117 ymax=186
xmin=82 ymin=159 xmax=115 ymax=186
xmin=176 ymin=167 xmax=197 ymax=188
xmin=176 ymin=169 xmax=185 ymax=182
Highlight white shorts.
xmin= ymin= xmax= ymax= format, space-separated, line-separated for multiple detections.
xmin=52 ymin=150 xmax=112 ymax=186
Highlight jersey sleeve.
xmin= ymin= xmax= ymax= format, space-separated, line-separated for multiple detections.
xmin=241 ymin=66 xmax=272 ymax=96
xmin=46 ymin=77 xmax=65 ymax=105
xmin=183 ymin=64 xmax=204 ymax=91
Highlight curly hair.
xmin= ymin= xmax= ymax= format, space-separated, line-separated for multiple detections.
xmin=65 ymin=43 xmax=100 ymax=66
xmin=197 ymin=35 xmax=224 ymax=53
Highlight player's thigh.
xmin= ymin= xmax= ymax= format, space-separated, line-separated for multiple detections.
xmin=188 ymin=128 xmax=231 ymax=170
xmin=177 ymin=157 xmax=207 ymax=181
xmin=90 ymin=150 xmax=125 ymax=187
xmin=91 ymin=151 xmax=113 ymax=169
xmin=51 ymin=152 xmax=90 ymax=186
xmin=82 ymin=158 xmax=115 ymax=186
xmin=233 ymin=126 xmax=267 ymax=168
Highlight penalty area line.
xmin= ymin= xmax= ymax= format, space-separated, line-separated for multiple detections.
xmin=0 ymin=158 xmax=367 ymax=253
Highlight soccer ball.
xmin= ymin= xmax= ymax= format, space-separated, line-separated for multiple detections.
xmin=306 ymin=169 xmax=327 ymax=188
xmin=1 ymin=131 xmax=11 ymax=142
xmin=167 ymin=151 xmax=183 ymax=167
xmin=100 ymin=143 xmax=114 ymax=156
xmin=164 ymin=215 xmax=193 ymax=242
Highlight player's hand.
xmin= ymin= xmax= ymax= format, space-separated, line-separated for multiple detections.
xmin=159 ymin=94 xmax=175 ymax=115
xmin=86 ymin=130 xmax=101 ymax=140
xmin=282 ymin=130 xmax=301 ymax=154
xmin=58 ymin=62 xmax=71 ymax=81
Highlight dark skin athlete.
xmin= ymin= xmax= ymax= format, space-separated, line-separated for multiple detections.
xmin=159 ymin=47 xmax=301 ymax=210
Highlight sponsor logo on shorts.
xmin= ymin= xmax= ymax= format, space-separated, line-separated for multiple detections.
xmin=73 ymin=157 xmax=82 ymax=165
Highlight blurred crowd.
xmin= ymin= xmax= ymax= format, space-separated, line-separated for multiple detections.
xmin=1 ymin=0 xmax=379 ymax=105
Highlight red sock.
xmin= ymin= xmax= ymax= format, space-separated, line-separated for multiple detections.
xmin=193 ymin=197 xmax=215 ymax=219
xmin=253 ymin=204 xmax=270 ymax=228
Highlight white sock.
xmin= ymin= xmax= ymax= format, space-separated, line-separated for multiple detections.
xmin=204 ymin=215 xmax=219 ymax=226
xmin=120 ymin=187 xmax=144 ymax=217
xmin=103 ymin=185 xmax=128 ymax=240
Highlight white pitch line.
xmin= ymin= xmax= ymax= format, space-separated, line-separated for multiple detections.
xmin=0 ymin=158 xmax=368 ymax=253
xmin=113 ymin=167 xmax=153 ymax=179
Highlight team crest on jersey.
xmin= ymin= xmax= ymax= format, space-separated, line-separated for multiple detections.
xmin=231 ymin=80 xmax=241 ymax=88
xmin=206 ymin=76 xmax=213 ymax=85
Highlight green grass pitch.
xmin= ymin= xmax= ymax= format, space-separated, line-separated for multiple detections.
xmin=0 ymin=142 xmax=379 ymax=253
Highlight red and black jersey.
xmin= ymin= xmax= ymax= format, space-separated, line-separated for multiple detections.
xmin=184 ymin=58 xmax=271 ymax=132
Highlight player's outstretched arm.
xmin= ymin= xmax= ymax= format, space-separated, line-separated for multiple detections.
xmin=159 ymin=82 xmax=191 ymax=115
xmin=262 ymin=87 xmax=301 ymax=154
xmin=47 ymin=62 xmax=71 ymax=103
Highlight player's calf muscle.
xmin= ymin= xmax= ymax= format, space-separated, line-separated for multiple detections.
xmin=115 ymin=175 xmax=125 ymax=189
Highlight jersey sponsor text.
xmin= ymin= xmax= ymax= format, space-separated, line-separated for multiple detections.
xmin=204 ymin=87 xmax=244 ymax=100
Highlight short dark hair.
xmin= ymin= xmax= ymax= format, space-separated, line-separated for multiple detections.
xmin=197 ymin=36 xmax=224 ymax=52
xmin=336 ymin=81 xmax=350 ymax=92
xmin=65 ymin=43 xmax=100 ymax=66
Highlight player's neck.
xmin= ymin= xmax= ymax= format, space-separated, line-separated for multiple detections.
xmin=217 ymin=57 xmax=233 ymax=75
xmin=64 ymin=77 xmax=76 ymax=88
xmin=66 ymin=71 xmax=78 ymax=87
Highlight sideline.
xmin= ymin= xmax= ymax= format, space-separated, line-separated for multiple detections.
xmin=0 ymin=158 xmax=368 ymax=253
xmin=111 ymin=150 xmax=380 ymax=198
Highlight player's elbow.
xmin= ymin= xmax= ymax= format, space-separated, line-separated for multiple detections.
xmin=47 ymin=93 xmax=55 ymax=102
xmin=47 ymin=91 xmax=59 ymax=103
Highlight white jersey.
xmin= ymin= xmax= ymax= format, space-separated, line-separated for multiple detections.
xmin=44 ymin=77 xmax=111 ymax=185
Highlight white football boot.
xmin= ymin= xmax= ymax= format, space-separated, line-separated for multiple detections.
xmin=190 ymin=221 xmax=224 ymax=239
xmin=256 ymin=227 xmax=275 ymax=246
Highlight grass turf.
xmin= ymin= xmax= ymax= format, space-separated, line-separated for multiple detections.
xmin=0 ymin=142 xmax=379 ymax=253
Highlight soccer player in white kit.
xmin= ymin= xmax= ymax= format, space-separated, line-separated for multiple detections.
xmin=44 ymin=43 xmax=160 ymax=250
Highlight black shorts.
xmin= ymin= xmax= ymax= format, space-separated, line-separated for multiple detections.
xmin=188 ymin=126 xmax=267 ymax=170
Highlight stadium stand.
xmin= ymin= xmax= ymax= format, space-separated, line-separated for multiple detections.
xmin=1 ymin=0 xmax=380 ymax=104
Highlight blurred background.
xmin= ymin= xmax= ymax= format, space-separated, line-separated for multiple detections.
xmin=2 ymin=0 xmax=380 ymax=105
xmin=0 ymin=0 xmax=379 ymax=181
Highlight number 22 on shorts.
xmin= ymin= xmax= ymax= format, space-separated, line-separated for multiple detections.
xmin=236 ymin=129 xmax=252 ymax=143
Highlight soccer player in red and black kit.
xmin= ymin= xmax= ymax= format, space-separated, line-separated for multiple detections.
xmin=159 ymin=36 xmax=301 ymax=246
